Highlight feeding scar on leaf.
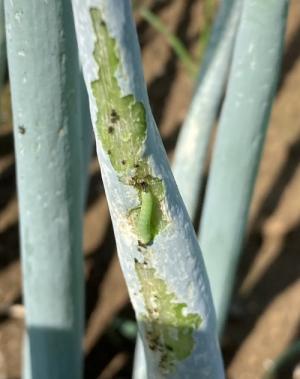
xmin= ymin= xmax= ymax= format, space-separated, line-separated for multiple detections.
xmin=90 ymin=7 xmax=202 ymax=374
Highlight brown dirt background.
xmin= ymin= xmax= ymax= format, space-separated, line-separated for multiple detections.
xmin=0 ymin=0 xmax=299 ymax=378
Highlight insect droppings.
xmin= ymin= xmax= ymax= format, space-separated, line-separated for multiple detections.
xmin=110 ymin=109 xmax=120 ymax=123
xmin=18 ymin=126 xmax=26 ymax=135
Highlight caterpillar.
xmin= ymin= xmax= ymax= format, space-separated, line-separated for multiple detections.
xmin=137 ymin=190 xmax=154 ymax=245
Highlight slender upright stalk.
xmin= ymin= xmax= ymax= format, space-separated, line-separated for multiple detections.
xmin=72 ymin=1 xmax=224 ymax=378
xmin=5 ymin=1 xmax=84 ymax=378
xmin=199 ymin=0 xmax=290 ymax=334
xmin=172 ymin=0 xmax=242 ymax=221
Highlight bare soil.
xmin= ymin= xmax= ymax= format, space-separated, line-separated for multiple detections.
xmin=0 ymin=1 xmax=299 ymax=378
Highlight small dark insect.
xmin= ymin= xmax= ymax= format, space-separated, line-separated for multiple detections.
xmin=121 ymin=159 xmax=126 ymax=165
xmin=108 ymin=126 xmax=114 ymax=134
xmin=18 ymin=126 xmax=26 ymax=134
xmin=110 ymin=109 xmax=120 ymax=123
xmin=134 ymin=163 xmax=140 ymax=168
xmin=107 ymin=149 xmax=112 ymax=155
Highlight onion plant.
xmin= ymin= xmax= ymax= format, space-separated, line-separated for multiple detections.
xmin=2 ymin=0 xmax=292 ymax=377
xmin=172 ymin=0 xmax=241 ymax=222
xmin=5 ymin=1 xmax=84 ymax=378
xmin=199 ymin=0 xmax=290 ymax=333
xmin=72 ymin=1 xmax=223 ymax=378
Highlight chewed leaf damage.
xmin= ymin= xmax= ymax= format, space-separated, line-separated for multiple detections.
xmin=90 ymin=7 xmax=202 ymax=373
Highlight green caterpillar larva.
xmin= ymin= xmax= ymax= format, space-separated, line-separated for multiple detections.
xmin=137 ymin=191 xmax=154 ymax=244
